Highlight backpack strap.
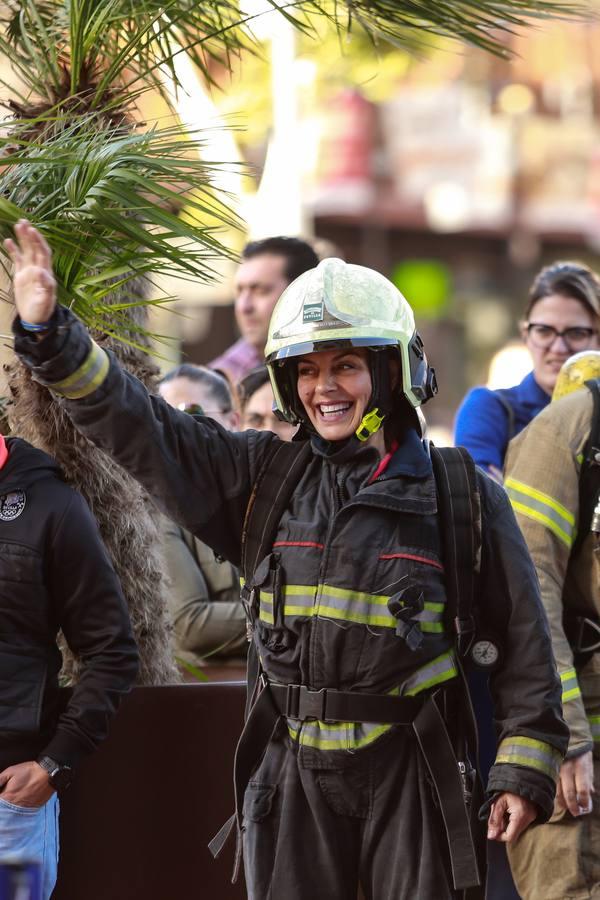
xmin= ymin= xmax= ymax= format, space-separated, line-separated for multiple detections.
xmin=494 ymin=389 xmax=517 ymax=445
xmin=430 ymin=445 xmax=481 ymax=658
xmin=240 ymin=439 xmax=312 ymax=718
xmin=572 ymin=378 xmax=600 ymax=559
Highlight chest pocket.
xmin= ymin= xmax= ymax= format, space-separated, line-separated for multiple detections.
xmin=375 ymin=547 xmax=447 ymax=644
xmin=0 ymin=644 xmax=47 ymax=735
xmin=0 ymin=542 xmax=44 ymax=586
xmin=252 ymin=552 xmax=297 ymax=653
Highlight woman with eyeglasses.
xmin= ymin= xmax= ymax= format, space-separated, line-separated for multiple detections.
xmin=455 ymin=262 xmax=600 ymax=900
xmin=455 ymin=262 xmax=600 ymax=481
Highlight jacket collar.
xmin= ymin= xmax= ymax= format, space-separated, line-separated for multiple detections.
xmin=377 ymin=428 xmax=432 ymax=481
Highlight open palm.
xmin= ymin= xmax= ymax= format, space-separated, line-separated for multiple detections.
xmin=5 ymin=220 xmax=56 ymax=325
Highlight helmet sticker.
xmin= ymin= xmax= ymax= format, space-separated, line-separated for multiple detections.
xmin=302 ymin=297 xmax=324 ymax=323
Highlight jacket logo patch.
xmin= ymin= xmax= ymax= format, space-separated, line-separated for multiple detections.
xmin=0 ymin=490 xmax=26 ymax=521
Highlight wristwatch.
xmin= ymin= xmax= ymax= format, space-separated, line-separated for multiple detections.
xmin=37 ymin=756 xmax=73 ymax=791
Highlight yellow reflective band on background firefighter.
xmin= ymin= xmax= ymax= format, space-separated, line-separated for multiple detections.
xmin=495 ymin=737 xmax=562 ymax=781
xmin=48 ymin=341 xmax=109 ymax=400
xmin=287 ymin=650 xmax=458 ymax=751
xmin=258 ymin=585 xmax=445 ymax=633
xmin=589 ymin=715 xmax=600 ymax=743
xmin=505 ymin=477 xmax=575 ymax=548
xmin=560 ymin=668 xmax=582 ymax=703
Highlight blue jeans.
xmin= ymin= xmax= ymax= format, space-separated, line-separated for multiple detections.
xmin=0 ymin=794 xmax=59 ymax=900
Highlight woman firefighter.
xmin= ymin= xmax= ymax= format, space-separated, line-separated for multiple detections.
xmin=6 ymin=221 xmax=567 ymax=899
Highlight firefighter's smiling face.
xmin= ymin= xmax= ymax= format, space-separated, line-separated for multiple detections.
xmin=296 ymin=348 xmax=373 ymax=442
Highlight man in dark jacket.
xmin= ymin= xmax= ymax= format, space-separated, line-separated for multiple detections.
xmin=0 ymin=432 xmax=138 ymax=900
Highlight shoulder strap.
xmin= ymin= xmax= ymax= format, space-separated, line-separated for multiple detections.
xmin=572 ymin=378 xmax=600 ymax=558
xmin=241 ymin=440 xmax=312 ymax=582
xmin=494 ymin=389 xmax=516 ymax=443
xmin=430 ymin=445 xmax=481 ymax=658
xmin=241 ymin=439 xmax=311 ymax=718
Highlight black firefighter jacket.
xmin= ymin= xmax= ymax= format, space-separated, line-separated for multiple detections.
xmin=15 ymin=308 xmax=568 ymax=819
xmin=0 ymin=436 xmax=138 ymax=771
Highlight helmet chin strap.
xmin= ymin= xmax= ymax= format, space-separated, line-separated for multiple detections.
xmin=355 ymin=407 xmax=385 ymax=442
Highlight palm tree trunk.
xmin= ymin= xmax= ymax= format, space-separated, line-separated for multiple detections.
xmin=5 ymin=282 xmax=179 ymax=685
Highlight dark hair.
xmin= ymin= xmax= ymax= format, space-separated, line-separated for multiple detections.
xmin=242 ymin=236 xmax=319 ymax=285
xmin=159 ymin=363 xmax=233 ymax=412
xmin=526 ymin=261 xmax=600 ymax=320
xmin=238 ymin=366 xmax=270 ymax=411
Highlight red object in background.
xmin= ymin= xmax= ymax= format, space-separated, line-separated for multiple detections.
xmin=319 ymin=89 xmax=376 ymax=185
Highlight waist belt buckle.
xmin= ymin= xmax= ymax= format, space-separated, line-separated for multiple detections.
xmin=302 ymin=687 xmax=328 ymax=722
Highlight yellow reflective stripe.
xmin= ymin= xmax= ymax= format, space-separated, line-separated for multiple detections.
xmin=495 ymin=737 xmax=562 ymax=780
xmin=295 ymin=722 xmax=392 ymax=751
xmin=257 ymin=584 xmax=445 ymax=633
xmin=560 ymin=669 xmax=581 ymax=703
xmin=286 ymin=651 xmax=457 ymax=751
xmin=403 ymin=650 xmax=458 ymax=695
xmin=49 ymin=341 xmax=109 ymax=400
xmin=505 ymin=477 xmax=574 ymax=548
xmin=283 ymin=584 xmax=445 ymax=634
xmin=589 ymin=715 xmax=600 ymax=742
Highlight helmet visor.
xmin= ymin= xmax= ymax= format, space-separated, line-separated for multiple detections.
xmin=267 ymin=336 xmax=399 ymax=364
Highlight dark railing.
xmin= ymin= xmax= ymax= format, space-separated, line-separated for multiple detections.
xmin=53 ymin=683 xmax=247 ymax=900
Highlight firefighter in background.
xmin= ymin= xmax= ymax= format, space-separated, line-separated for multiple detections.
xmin=6 ymin=221 xmax=568 ymax=899
xmin=505 ymin=351 xmax=600 ymax=900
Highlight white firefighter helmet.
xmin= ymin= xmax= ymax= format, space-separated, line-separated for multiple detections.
xmin=264 ymin=257 xmax=437 ymax=439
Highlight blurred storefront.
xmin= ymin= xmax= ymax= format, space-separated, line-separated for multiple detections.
xmin=158 ymin=17 xmax=600 ymax=429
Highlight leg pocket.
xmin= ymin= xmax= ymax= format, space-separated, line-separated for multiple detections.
xmin=243 ymin=783 xmax=277 ymax=823
xmin=242 ymin=783 xmax=279 ymax=900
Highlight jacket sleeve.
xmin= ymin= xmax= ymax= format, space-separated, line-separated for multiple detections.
xmin=454 ymin=387 xmax=509 ymax=472
xmin=162 ymin=518 xmax=247 ymax=658
xmin=476 ymin=474 xmax=569 ymax=821
xmin=504 ymin=397 xmax=593 ymax=757
xmin=13 ymin=307 xmax=277 ymax=567
xmin=42 ymin=490 xmax=139 ymax=767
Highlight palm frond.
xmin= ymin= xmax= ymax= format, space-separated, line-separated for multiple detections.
xmin=0 ymin=113 xmax=243 ymax=329
xmin=299 ymin=1 xmax=589 ymax=57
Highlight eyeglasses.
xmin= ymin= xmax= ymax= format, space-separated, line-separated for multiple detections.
xmin=526 ymin=323 xmax=597 ymax=352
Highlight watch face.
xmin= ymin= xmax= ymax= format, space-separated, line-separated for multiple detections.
xmin=50 ymin=766 xmax=72 ymax=791
xmin=470 ymin=639 xmax=500 ymax=669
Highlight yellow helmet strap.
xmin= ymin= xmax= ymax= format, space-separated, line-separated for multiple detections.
xmin=356 ymin=408 xmax=386 ymax=442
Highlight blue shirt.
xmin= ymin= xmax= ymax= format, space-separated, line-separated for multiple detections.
xmin=454 ymin=371 xmax=549 ymax=472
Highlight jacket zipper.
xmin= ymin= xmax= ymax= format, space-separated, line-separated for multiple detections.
xmin=308 ymin=467 xmax=347 ymax=688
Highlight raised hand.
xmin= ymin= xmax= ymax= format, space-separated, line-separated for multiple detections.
xmin=4 ymin=219 xmax=57 ymax=326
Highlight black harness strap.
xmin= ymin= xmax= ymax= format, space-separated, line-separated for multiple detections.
xmin=209 ymin=440 xmax=310 ymax=865
xmin=430 ymin=445 xmax=486 ymax=896
xmin=564 ymin=378 xmax=600 ymax=662
xmin=269 ymin=682 xmax=422 ymax=723
xmin=430 ymin=445 xmax=480 ymax=659
xmin=572 ymin=378 xmax=600 ymax=560
xmin=413 ymin=692 xmax=481 ymax=891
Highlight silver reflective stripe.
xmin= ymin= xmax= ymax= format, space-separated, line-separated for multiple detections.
xmin=495 ymin=737 xmax=561 ymax=780
xmin=48 ymin=341 xmax=110 ymax=400
xmin=560 ymin=668 xmax=581 ymax=703
xmin=401 ymin=650 xmax=457 ymax=696
xmin=505 ymin=477 xmax=574 ymax=548
xmin=260 ymin=593 xmax=274 ymax=625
